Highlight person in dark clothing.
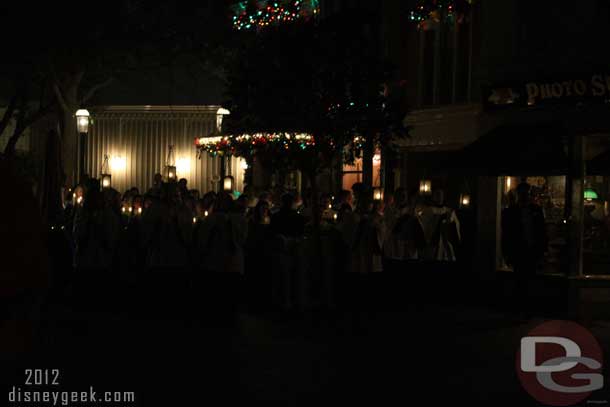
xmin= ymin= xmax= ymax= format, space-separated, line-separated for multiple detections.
xmin=245 ymin=200 xmax=273 ymax=310
xmin=270 ymin=193 xmax=305 ymax=238
xmin=334 ymin=189 xmax=354 ymax=211
xmin=501 ymin=182 xmax=547 ymax=315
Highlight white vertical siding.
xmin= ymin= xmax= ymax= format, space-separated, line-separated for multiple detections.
xmin=85 ymin=107 xmax=245 ymax=195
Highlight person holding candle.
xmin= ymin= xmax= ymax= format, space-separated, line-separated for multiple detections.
xmin=72 ymin=179 xmax=121 ymax=306
xmin=73 ymin=185 xmax=85 ymax=207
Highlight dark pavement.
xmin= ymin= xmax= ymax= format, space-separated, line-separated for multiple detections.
xmin=2 ymin=279 xmax=610 ymax=406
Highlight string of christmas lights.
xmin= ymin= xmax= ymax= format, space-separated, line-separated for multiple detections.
xmin=195 ymin=132 xmax=316 ymax=157
xmin=409 ymin=0 xmax=473 ymax=29
xmin=232 ymin=0 xmax=320 ymax=31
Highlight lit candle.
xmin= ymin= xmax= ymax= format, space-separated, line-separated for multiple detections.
xmin=76 ymin=196 xmax=83 ymax=205
xmin=204 ymin=210 xmax=209 ymax=217
xmin=460 ymin=194 xmax=471 ymax=208
xmin=121 ymin=207 xmax=126 ymax=213
xmin=137 ymin=207 xmax=142 ymax=215
xmin=333 ymin=213 xmax=338 ymax=221
xmin=328 ymin=204 xmax=332 ymax=209
xmin=193 ymin=217 xmax=197 ymax=224
xmin=128 ymin=207 xmax=133 ymax=213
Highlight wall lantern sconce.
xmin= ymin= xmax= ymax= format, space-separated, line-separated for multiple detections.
xmin=223 ymin=175 xmax=235 ymax=192
xmin=373 ymin=186 xmax=383 ymax=201
xmin=419 ymin=180 xmax=432 ymax=195
xmin=165 ymin=145 xmax=176 ymax=181
xmin=101 ymin=154 xmax=111 ymax=189
xmin=459 ymin=193 xmax=471 ymax=208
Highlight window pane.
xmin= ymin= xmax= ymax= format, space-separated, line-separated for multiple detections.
xmin=584 ymin=175 xmax=610 ymax=275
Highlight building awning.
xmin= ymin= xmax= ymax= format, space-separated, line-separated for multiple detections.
xmin=588 ymin=149 xmax=610 ymax=175
xmin=440 ymin=124 xmax=570 ymax=176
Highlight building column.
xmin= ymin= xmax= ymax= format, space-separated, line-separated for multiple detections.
xmin=362 ymin=139 xmax=374 ymax=194
xmin=475 ymin=176 xmax=500 ymax=278
xmin=566 ymin=133 xmax=585 ymax=277
xmin=381 ymin=146 xmax=394 ymax=195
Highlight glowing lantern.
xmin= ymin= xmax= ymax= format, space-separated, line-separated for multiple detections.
xmin=373 ymin=187 xmax=383 ymax=201
xmin=75 ymin=109 xmax=90 ymax=134
xmin=223 ymin=175 xmax=235 ymax=192
xmin=216 ymin=107 xmax=231 ymax=132
xmin=419 ymin=180 xmax=432 ymax=195
xmin=100 ymin=154 xmax=111 ymax=189
xmin=459 ymin=194 xmax=471 ymax=208
xmin=165 ymin=145 xmax=176 ymax=181
xmin=584 ymin=188 xmax=599 ymax=202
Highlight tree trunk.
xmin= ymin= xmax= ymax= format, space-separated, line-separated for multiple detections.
xmin=58 ymin=80 xmax=80 ymax=187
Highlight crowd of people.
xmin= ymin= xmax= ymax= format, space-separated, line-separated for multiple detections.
xmin=56 ymin=174 xmax=467 ymax=274
xmin=46 ymin=173 xmax=472 ymax=309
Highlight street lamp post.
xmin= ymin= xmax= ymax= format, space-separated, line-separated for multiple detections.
xmin=75 ymin=108 xmax=90 ymax=184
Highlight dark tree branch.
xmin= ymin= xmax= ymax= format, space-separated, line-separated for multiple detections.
xmin=52 ymin=81 xmax=69 ymax=113
xmin=0 ymin=92 xmax=19 ymax=138
xmin=81 ymin=76 xmax=114 ymax=105
xmin=4 ymin=100 xmax=56 ymax=156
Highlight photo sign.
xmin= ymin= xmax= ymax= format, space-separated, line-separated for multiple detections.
xmin=483 ymin=73 xmax=610 ymax=109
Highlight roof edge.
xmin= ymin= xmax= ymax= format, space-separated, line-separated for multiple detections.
xmin=90 ymin=105 xmax=223 ymax=113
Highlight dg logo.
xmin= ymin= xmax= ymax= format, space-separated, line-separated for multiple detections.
xmin=516 ymin=320 xmax=604 ymax=406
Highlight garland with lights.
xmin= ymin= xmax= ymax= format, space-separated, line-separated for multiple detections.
xmin=195 ymin=132 xmax=316 ymax=158
xmin=232 ymin=0 xmax=319 ymax=31
xmin=195 ymin=132 xmax=386 ymax=173
xmin=409 ymin=0 xmax=473 ymax=29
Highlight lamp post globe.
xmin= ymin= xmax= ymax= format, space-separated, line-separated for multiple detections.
xmin=75 ymin=109 xmax=90 ymax=134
